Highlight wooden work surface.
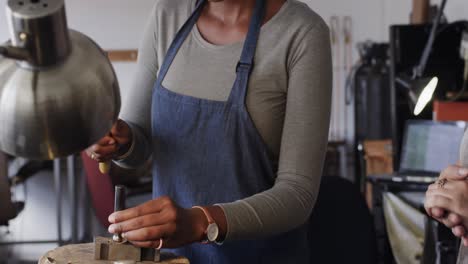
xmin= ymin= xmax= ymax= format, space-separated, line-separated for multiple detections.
xmin=39 ymin=243 xmax=189 ymax=264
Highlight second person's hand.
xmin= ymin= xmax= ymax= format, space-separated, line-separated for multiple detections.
xmin=425 ymin=164 xmax=468 ymax=244
xmin=86 ymin=119 xmax=133 ymax=162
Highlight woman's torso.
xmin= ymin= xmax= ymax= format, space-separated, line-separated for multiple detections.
xmin=154 ymin=0 xmax=325 ymax=158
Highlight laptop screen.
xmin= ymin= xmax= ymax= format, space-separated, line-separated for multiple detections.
xmin=400 ymin=120 xmax=466 ymax=174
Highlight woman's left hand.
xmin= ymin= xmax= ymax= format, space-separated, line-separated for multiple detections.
xmin=108 ymin=196 xmax=207 ymax=248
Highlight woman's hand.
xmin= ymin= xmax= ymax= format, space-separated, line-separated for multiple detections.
xmin=108 ymin=196 xmax=208 ymax=248
xmin=428 ymin=165 xmax=468 ymax=217
xmin=425 ymin=171 xmax=468 ymax=245
xmin=86 ymin=119 xmax=133 ymax=162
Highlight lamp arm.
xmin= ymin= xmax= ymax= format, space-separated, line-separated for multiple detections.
xmin=414 ymin=0 xmax=448 ymax=79
xmin=0 ymin=44 xmax=29 ymax=61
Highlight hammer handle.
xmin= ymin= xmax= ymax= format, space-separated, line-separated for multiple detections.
xmin=99 ymin=161 xmax=111 ymax=174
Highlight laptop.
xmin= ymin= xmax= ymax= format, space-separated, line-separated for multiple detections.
xmin=392 ymin=120 xmax=466 ymax=183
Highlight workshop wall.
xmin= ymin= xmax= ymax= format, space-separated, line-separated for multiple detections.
xmin=0 ymin=0 xmax=465 ymax=97
xmin=0 ymin=0 xmax=466 ymax=262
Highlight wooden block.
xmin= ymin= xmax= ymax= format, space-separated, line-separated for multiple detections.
xmin=106 ymin=50 xmax=138 ymax=62
xmin=363 ymin=140 xmax=394 ymax=176
xmin=39 ymin=242 xmax=189 ymax=264
xmin=366 ymin=182 xmax=373 ymax=212
xmin=411 ymin=0 xmax=429 ymax=24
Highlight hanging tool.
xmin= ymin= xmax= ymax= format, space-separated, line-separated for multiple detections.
xmin=343 ymin=16 xmax=353 ymax=142
xmin=330 ymin=16 xmax=340 ymax=142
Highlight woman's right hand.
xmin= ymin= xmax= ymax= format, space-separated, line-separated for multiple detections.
xmin=86 ymin=119 xmax=133 ymax=162
xmin=425 ymin=164 xmax=468 ymax=241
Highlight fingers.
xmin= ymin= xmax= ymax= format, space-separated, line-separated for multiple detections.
xmin=90 ymin=144 xmax=119 ymax=162
xmin=463 ymin=237 xmax=468 ymax=247
xmin=430 ymin=207 xmax=446 ymax=218
xmin=86 ymin=136 xmax=118 ymax=162
xmin=110 ymin=120 xmax=131 ymax=144
xmin=425 ymin=192 xmax=454 ymax=214
xmin=109 ymin=196 xmax=173 ymax=224
xmin=109 ymin=212 xmax=173 ymax=234
xmin=440 ymin=165 xmax=468 ymax=181
xmin=130 ymin=240 xmax=163 ymax=249
xmin=452 ymin=225 xmax=466 ymax=237
xmin=442 ymin=213 xmax=463 ymax=228
xmin=123 ymin=223 xmax=176 ymax=242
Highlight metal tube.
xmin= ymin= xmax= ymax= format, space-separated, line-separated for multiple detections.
xmin=113 ymin=185 xmax=126 ymax=242
xmin=0 ymin=240 xmax=62 ymax=245
xmin=7 ymin=0 xmax=71 ymax=67
xmin=67 ymin=155 xmax=77 ymax=244
xmin=53 ymin=159 xmax=62 ymax=246
xmin=0 ymin=45 xmax=29 ymax=60
xmin=80 ymin=167 xmax=92 ymax=242
xmin=414 ymin=0 xmax=448 ymax=78
xmin=114 ymin=185 xmax=126 ymax=212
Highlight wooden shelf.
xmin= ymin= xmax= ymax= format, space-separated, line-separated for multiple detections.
xmin=106 ymin=50 xmax=138 ymax=62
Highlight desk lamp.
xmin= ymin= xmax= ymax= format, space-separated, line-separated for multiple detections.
xmin=396 ymin=0 xmax=447 ymax=116
xmin=0 ymin=0 xmax=120 ymax=160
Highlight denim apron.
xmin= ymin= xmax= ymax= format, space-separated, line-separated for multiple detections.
xmin=151 ymin=0 xmax=309 ymax=263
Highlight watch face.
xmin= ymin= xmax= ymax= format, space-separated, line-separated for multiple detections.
xmin=207 ymin=223 xmax=219 ymax=242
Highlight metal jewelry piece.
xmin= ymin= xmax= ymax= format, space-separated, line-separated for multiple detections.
xmin=157 ymin=238 xmax=164 ymax=250
xmin=437 ymin=179 xmax=447 ymax=189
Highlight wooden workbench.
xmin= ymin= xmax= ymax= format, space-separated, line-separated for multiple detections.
xmin=39 ymin=243 xmax=189 ymax=264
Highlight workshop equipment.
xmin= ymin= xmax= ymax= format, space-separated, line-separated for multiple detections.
xmin=39 ymin=243 xmax=189 ymax=264
xmin=112 ymin=185 xmax=126 ymax=243
xmin=346 ymin=42 xmax=391 ymax=185
xmin=389 ymin=11 xmax=467 ymax=169
xmin=343 ymin=16 xmax=352 ymax=141
xmin=395 ymin=0 xmax=448 ymax=117
xmin=329 ymin=16 xmax=340 ymax=141
xmin=0 ymin=0 xmax=121 ymax=159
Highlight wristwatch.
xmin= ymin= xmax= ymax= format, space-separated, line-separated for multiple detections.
xmin=193 ymin=206 xmax=220 ymax=244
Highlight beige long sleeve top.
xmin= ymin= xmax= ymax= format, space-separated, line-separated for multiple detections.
xmin=117 ymin=0 xmax=332 ymax=240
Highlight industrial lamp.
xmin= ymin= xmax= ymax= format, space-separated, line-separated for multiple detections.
xmin=396 ymin=0 xmax=447 ymax=116
xmin=396 ymin=76 xmax=439 ymax=116
xmin=0 ymin=0 xmax=120 ymax=159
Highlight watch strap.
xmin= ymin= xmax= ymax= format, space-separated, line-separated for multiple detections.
xmin=192 ymin=206 xmax=217 ymax=243
xmin=193 ymin=206 xmax=214 ymax=224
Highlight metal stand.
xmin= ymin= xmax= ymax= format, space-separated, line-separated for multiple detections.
xmin=0 ymin=155 xmax=88 ymax=246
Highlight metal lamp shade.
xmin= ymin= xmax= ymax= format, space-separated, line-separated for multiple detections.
xmin=396 ymin=75 xmax=438 ymax=116
xmin=0 ymin=0 xmax=120 ymax=159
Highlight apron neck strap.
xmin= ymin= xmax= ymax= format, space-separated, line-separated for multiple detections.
xmin=236 ymin=0 xmax=266 ymax=74
xmin=155 ymin=0 xmax=266 ymax=90
xmin=156 ymin=0 xmax=207 ymax=88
